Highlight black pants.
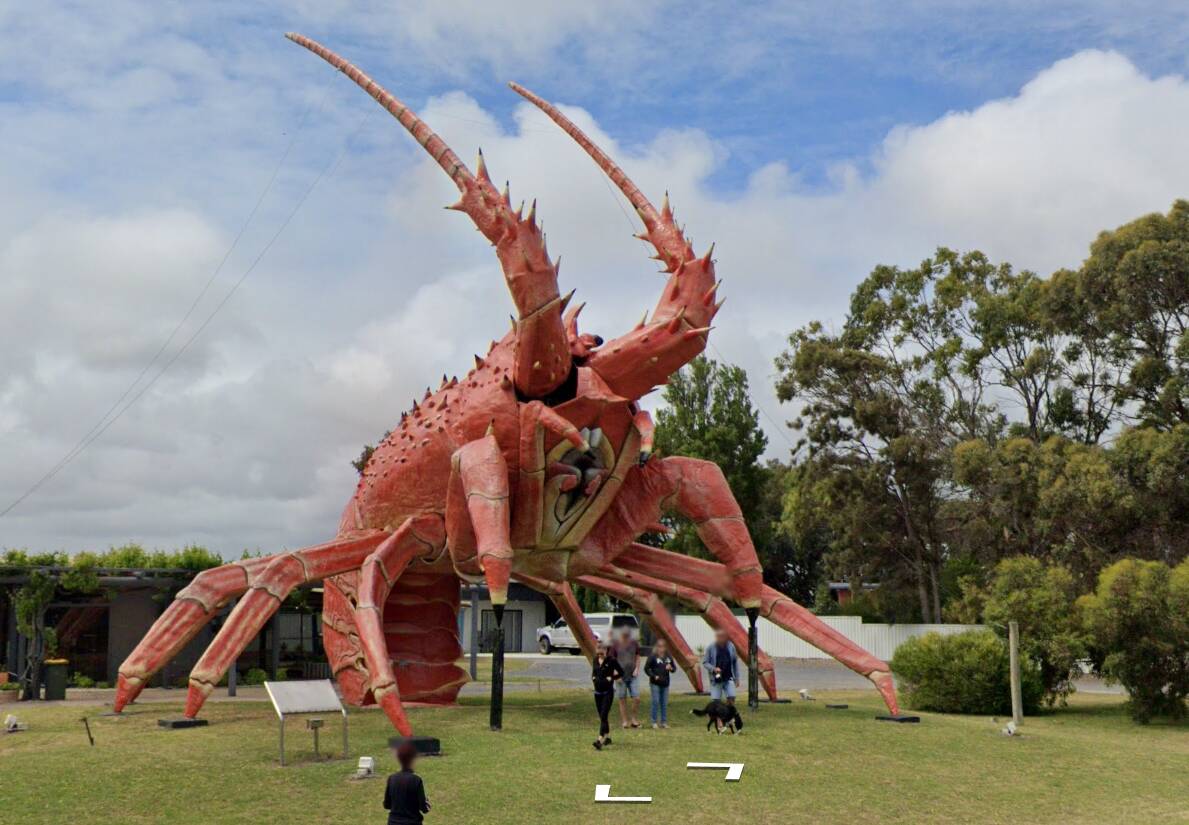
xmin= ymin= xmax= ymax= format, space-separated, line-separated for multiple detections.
xmin=594 ymin=691 xmax=614 ymax=737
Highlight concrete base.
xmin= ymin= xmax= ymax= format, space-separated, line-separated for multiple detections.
xmin=157 ymin=717 xmax=209 ymax=729
xmin=388 ymin=735 xmax=441 ymax=756
xmin=826 ymin=703 xmax=849 ymax=709
xmin=98 ymin=711 xmax=125 ymax=718
xmin=876 ymin=714 xmax=920 ymax=723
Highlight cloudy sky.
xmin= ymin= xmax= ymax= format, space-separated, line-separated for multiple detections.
xmin=2 ymin=1 xmax=1188 ymax=557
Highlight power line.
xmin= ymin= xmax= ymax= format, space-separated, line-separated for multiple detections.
xmin=0 ymin=98 xmax=370 ymax=520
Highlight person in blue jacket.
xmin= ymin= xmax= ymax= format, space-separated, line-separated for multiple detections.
xmin=702 ymin=628 xmax=741 ymax=705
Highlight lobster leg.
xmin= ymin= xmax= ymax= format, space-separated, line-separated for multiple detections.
xmin=354 ymin=515 xmax=447 ymax=736
xmin=575 ymin=574 xmax=704 ymax=693
xmin=514 ymin=574 xmax=598 ymax=662
xmin=447 ymin=432 xmax=513 ymax=606
xmin=585 ymin=559 xmax=774 ymax=698
xmin=181 ymin=533 xmax=390 ymax=719
xmin=113 ymin=556 xmax=275 ymax=711
xmin=611 ymin=543 xmax=901 ymax=715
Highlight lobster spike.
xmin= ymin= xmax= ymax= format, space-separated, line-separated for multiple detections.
xmin=666 ymin=307 xmax=686 ymax=334
xmin=702 ymin=242 xmax=715 ymax=264
xmin=661 ymin=191 xmax=672 ymax=219
xmin=684 ymin=325 xmax=713 ymax=340
xmin=474 ymin=354 xmax=485 ymax=369
xmin=526 ymin=199 xmax=537 ymax=227
xmin=560 ymin=288 xmax=576 ymax=311
xmin=636 ymin=310 xmax=649 ymax=329
xmin=703 ymin=281 xmax=722 ymax=306
xmin=476 ymin=148 xmax=491 ymax=183
xmin=501 ymin=181 xmax=510 ymax=204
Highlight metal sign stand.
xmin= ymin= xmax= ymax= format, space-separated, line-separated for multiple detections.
xmin=264 ymin=680 xmax=348 ymax=766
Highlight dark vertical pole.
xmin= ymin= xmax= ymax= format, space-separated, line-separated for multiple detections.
xmin=746 ymin=608 xmax=760 ymax=710
xmin=469 ymin=587 xmax=479 ymax=681
xmin=268 ymin=613 xmax=280 ymax=681
xmin=489 ymin=603 xmax=505 ymax=731
xmin=227 ymin=599 xmax=238 ymax=696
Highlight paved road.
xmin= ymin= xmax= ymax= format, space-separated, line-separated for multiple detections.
xmin=53 ymin=655 xmax=1121 ymax=706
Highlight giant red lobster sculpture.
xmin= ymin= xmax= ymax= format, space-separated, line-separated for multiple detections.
xmin=114 ymin=34 xmax=901 ymax=734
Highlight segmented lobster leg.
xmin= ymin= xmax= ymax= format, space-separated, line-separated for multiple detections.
xmin=447 ymin=431 xmax=513 ymax=606
xmin=182 ymin=533 xmax=390 ymax=718
xmin=514 ymin=574 xmax=598 ymax=661
xmin=611 ymin=543 xmax=901 ymax=714
xmin=575 ymin=574 xmax=704 ymax=692
xmin=586 ymin=558 xmax=773 ymax=698
xmin=113 ymin=556 xmax=277 ymax=711
xmin=354 ymin=515 xmax=447 ymax=736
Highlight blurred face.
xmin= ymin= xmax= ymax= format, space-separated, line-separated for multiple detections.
xmin=715 ymin=629 xmax=728 ymax=646
xmin=654 ymin=640 xmax=667 ymax=655
xmin=620 ymin=628 xmax=631 ymax=642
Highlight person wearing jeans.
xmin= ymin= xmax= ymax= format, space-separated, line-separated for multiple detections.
xmin=644 ymin=638 xmax=677 ymax=728
xmin=702 ymin=628 xmax=740 ymax=705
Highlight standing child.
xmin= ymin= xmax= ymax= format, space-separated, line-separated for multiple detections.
xmin=384 ymin=741 xmax=431 ymax=825
xmin=591 ymin=641 xmax=624 ymax=750
xmin=644 ymin=639 xmax=677 ymax=728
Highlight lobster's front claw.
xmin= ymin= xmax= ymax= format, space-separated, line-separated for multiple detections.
xmin=638 ymin=448 xmax=652 ymax=467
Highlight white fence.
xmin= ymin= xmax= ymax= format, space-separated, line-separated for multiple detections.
xmin=673 ymin=614 xmax=982 ymax=661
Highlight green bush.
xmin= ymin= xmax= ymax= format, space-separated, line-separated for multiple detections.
xmin=242 ymin=668 xmax=268 ymax=686
xmin=70 ymin=672 xmax=95 ymax=688
xmin=0 ymin=681 xmax=20 ymax=691
xmin=982 ymin=557 xmax=1086 ymax=706
xmin=891 ymin=630 xmax=1043 ymax=715
xmin=1080 ymin=558 xmax=1189 ymax=723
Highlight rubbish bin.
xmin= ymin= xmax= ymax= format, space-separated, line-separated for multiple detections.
xmin=44 ymin=659 xmax=69 ymax=700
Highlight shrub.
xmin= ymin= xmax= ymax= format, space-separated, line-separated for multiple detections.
xmin=982 ymin=557 xmax=1086 ymax=706
xmin=70 ymin=673 xmax=95 ymax=688
xmin=1080 ymin=558 xmax=1188 ymax=723
xmin=0 ymin=682 xmax=20 ymax=691
xmin=891 ymin=630 xmax=1043 ymax=715
xmin=242 ymin=668 xmax=268 ymax=686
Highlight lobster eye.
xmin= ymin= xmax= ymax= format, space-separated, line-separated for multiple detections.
xmin=592 ymin=335 xmax=604 ymax=347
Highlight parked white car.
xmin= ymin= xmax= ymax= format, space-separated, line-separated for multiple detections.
xmin=536 ymin=612 xmax=639 ymax=654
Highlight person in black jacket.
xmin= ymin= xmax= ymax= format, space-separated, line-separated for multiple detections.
xmin=644 ymin=639 xmax=677 ymax=728
xmin=384 ymin=741 xmax=431 ymax=825
xmin=591 ymin=640 xmax=624 ymax=750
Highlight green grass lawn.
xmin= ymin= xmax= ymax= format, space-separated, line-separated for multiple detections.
xmin=2 ymin=689 xmax=1185 ymax=824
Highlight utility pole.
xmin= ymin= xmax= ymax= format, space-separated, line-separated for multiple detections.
xmin=1008 ymin=621 xmax=1022 ymax=727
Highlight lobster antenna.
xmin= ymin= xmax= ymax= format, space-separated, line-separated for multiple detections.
xmin=508 ymin=82 xmax=660 ymax=231
xmin=286 ymin=33 xmax=472 ymax=190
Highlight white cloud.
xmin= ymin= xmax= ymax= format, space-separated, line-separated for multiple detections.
xmin=2 ymin=9 xmax=1188 ymax=559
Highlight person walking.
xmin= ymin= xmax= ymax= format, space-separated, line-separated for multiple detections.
xmin=383 ymin=741 xmax=431 ymax=825
xmin=591 ymin=640 xmax=624 ymax=750
xmin=702 ymin=628 xmax=741 ymax=706
xmin=644 ymin=638 xmax=677 ymax=728
xmin=612 ymin=627 xmax=642 ymax=729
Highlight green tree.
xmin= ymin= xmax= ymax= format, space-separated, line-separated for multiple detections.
xmin=1080 ymin=558 xmax=1189 ymax=722
xmin=981 ymin=557 xmax=1086 ymax=706
xmin=654 ymin=357 xmax=769 ymax=555
xmin=1056 ymin=201 xmax=1189 ymax=429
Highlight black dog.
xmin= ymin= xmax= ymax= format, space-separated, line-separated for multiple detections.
xmin=691 ymin=700 xmax=744 ymax=734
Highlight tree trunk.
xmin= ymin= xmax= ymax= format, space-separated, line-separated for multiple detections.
xmin=929 ymin=561 xmax=942 ymax=624
xmin=914 ymin=549 xmax=932 ymax=623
